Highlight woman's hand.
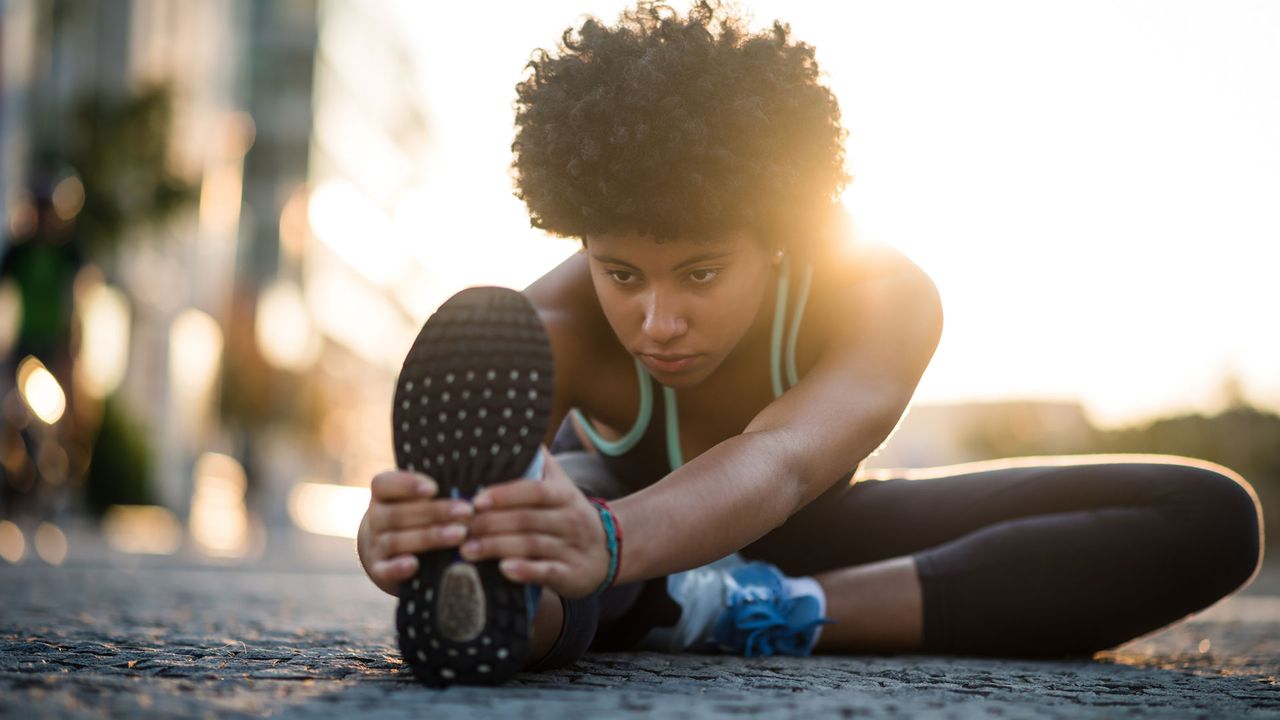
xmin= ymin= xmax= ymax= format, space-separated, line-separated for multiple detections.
xmin=357 ymin=470 xmax=475 ymax=596
xmin=460 ymin=449 xmax=611 ymax=599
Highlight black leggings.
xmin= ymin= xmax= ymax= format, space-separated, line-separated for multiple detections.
xmin=530 ymin=454 xmax=1264 ymax=668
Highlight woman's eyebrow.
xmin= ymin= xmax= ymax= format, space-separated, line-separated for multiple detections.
xmin=589 ymin=251 xmax=735 ymax=271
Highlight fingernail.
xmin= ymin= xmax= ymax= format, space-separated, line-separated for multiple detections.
xmin=416 ymin=475 xmax=436 ymax=495
xmin=448 ymin=503 xmax=473 ymax=519
xmin=401 ymin=556 xmax=417 ymax=571
xmin=473 ymin=493 xmax=492 ymax=510
xmin=442 ymin=525 xmax=467 ymax=542
xmin=461 ymin=541 xmax=480 ymax=555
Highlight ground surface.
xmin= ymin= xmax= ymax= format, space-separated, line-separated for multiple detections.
xmin=2 ymin=527 xmax=1279 ymax=719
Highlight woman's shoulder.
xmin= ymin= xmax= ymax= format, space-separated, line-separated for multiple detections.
xmin=523 ymin=250 xmax=611 ymax=347
xmin=522 ymin=250 xmax=632 ymax=403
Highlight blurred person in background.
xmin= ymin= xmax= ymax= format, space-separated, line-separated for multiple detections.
xmin=0 ymin=164 xmax=85 ymax=521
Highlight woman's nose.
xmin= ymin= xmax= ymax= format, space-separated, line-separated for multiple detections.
xmin=641 ymin=292 xmax=688 ymax=345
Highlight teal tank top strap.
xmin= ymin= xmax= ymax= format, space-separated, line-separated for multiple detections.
xmin=663 ymin=386 xmax=684 ymax=471
xmin=785 ymin=262 xmax=813 ymax=389
xmin=769 ymin=255 xmax=792 ymax=399
xmin=569 ymin=357 xmax=653 ymax=456
xmin=770 ymin=255 xmax=812 ymax=396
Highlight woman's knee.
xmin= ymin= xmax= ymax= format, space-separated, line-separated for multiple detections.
xmin=553 ymin=451 xmax=630 ymax=501
xmin=1160 ymin=460 xmax=1264 ymax=594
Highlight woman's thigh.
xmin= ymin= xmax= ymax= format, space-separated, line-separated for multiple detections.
xmin=740 ymin=454 xmax=1263 ymax=581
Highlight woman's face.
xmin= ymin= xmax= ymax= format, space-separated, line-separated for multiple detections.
xmin=585 ymin=230 xmax=776 ymax=389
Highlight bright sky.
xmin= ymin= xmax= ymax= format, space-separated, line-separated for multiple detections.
xmin=388 ymin=0 xmax=1280 ymax=428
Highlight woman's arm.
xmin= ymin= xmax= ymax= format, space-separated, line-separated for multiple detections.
xmin=613 ymin=242 xmax=944 ymax=582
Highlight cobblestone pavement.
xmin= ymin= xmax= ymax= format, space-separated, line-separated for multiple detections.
xmin=2 ymin=531 xmax=1279 ymax=719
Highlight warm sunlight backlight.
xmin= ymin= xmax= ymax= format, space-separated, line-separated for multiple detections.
xmin=309 ymin=180 xmax=403 ymax=286
xmin=386 ymin=0 xmax=1280 ymax=426
xmin=190 ymin=453 xmax=250 ymax=558
xmin=0 ymin=520 xmax=25 ymax=564
xmin=33 ymin=522 xmax=67 ymax=566
xmin=288 ymin=482 xmax=370 ymax=539
xmin=17 ymin=356 xmax=66 ymax=425
xmin=103 ymin=505 xmax=183 ymax=555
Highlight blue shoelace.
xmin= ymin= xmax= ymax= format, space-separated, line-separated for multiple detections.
xmin=717 ymin=585 xmax=833 ymax=658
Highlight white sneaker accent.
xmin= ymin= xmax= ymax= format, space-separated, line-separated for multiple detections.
xmin=524 ymin=447 xmax=547 ymax=479
xmin=637 ymin=553 xmax=748 ymax=653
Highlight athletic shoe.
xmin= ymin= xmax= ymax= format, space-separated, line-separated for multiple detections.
xmin=711 ymin=561 xmax=832 ymax=657
xmin=391 ymin=286 xmax=553 ymax=687
xmin=638 ymin=556 xmax=832 ymax=658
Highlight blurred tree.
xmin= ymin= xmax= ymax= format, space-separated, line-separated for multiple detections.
xmin=83 ymin=395 xmax=156 ymax=516
xmin=57 ymin=85 xmax=198 ymax=261
xmin=1 ymin=82 xmax=198 ymax=519
xmin=959 ymin=398 xmax=1280 ymax=549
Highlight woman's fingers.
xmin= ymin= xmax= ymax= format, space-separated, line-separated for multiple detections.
xmin=473 ymin=476 xmax=573 ymax=511
xmin=371 ymin=555 xmax=419 ymax=585
xmin=370 ymin=470 xmax=438 ymax=501
xmin=369 ymin=497 xmax=473 ymax=533
xmin=466 ymin=507 xmax=564 ymax=538
xmin=458 ymin=532 xmax=565 ymax=563
xmin=498 ymin=558 xmax=571 ymax=585
xmin=378 ymin=524 xmax=470 ymax=558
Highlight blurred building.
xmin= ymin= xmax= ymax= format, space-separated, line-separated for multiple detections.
xmin=1 ymin=2 xmax=39 ymax=258
xmin=2 ymin=0 xmax=434 ymax=555
xmin=278 ymin=0 xmax=435 ymax=523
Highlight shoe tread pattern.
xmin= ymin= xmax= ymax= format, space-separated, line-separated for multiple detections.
xmin=391 ymin=286 xmax=553 ymax=687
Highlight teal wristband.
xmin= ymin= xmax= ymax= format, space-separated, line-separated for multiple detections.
xmin=588 ymin=497 xmax=620 ymax=596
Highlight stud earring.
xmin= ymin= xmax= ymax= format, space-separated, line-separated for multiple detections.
xmin=772 ymin=250 xmax=786 ymax=266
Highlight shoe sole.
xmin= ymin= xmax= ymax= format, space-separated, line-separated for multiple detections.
xmin=391 ymin=286 xmax=554 ymax=687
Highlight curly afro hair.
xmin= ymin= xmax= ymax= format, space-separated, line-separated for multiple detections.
xmin=512 ymin=1 xmax=849 ymax=252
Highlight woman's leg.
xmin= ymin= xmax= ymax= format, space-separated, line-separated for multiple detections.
xmin=740 ymin=454 xmax=1264 ymax=658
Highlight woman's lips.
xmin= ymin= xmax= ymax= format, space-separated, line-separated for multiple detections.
xmin=639 ymin=353 xmax=700 ymax=373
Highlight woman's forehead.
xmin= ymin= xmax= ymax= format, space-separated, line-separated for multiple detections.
xmin=585 ymin=229 xmax=755 ymax=260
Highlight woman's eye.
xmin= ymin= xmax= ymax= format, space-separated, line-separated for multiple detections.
xmin=607 ymin=270 xmax=636 ymax=285
xmin=688 ymin=268 xmax=720 ymax=284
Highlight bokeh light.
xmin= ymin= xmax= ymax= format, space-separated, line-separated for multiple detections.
xmin=287 ymin=482 xmax=370 ymax=539
xmin=189 ymin=452 xmax=250 ymax=559
xmin=169 ymin=308 xmax=224 ymax=423
xmin=75 ymin=280 xmax=132 ymax=399
xmin=102 ymin=505 xmax=183 ymax=555
xmin=16 ymin=356 xmax=66 ymax=425
xmin=255 ymin=280 xmax=321 ymax=373
xmin=51 ymin=174 xmax=85 ymax=221
xmin=33 ymin=522 xmax=67 ymax=566
xmin=0 ymin=520 xmax=25 ymax=564
xmin=0 ymin=281 xmax=21 ymax=359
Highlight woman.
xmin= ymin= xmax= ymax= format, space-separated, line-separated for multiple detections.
xmin=356 ymin=2 xmax=1263 ymax=687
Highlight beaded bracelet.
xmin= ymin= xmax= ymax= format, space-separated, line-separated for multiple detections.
xmin=587 ymin=497 xmax=622 ymax=596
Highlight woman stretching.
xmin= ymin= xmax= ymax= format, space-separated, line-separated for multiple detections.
xmin=356 ymin=1 xmax=1263 ymax=686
